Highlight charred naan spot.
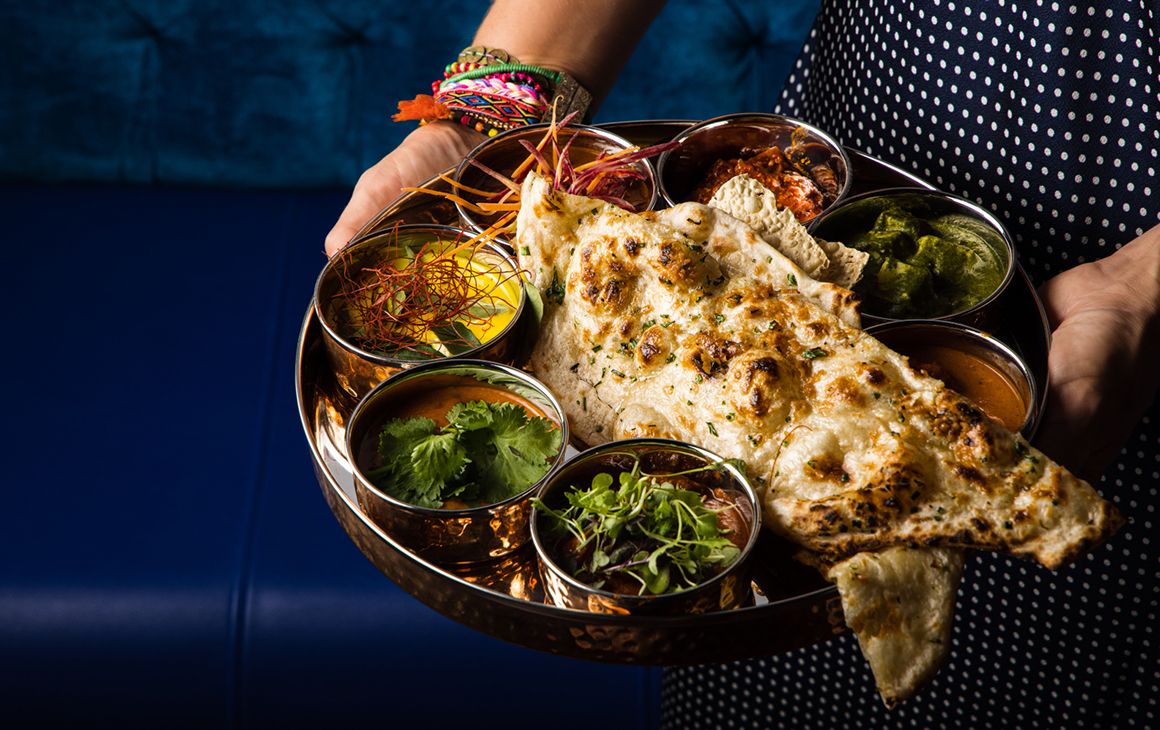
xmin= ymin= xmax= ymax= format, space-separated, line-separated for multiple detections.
xmin=860 ymin=463 xmax=926 ymax=518
xmin=688 ymin=351 xmax=725 ymax=378
xmin=930 ymin=391 xmax=1012 ymax=466
xmin=622 ymin=237 xmax=644 ymax=257
xmin=658 ymin=242 xmax=678 ymax=267
xmin=575 ymin=240 xmax=638 ymax=312
xmin=615 ymin=317 xmax=634 ymax=338
xmin=971 ymin=517 xmax=992 ymax=533
xmin=539 ymin=192 xmax=562 ymax=213
xmin=805 ymin=321 xmax=831 ymax=339
xmin=955 ymin=400 xmax=985 ymax=424
xmin=736 ymin=357 xmax=780 ymax=416
xmin=864 ymin=367 xmax=887 ymax=386
xmin=580 ymin=278 xmax=628 ymax=309
xmin=823 ymin=375 xmax=867 ymax=408
xmin=841 ymin=290 xmax=861 ymax=312
xmin=849 ymin=500 xmax=885 ymax=529
xmin=635 ymin=326 xmax=670 ymax=369
xmin=952 ymin=464 xmax=986 ymax=488
xmin=808 ymin=504 xmax=842 ymax=526
xmin=604 ymin=279 xmax=626 ymax=307
xmin=681 ymin=332 xmax=740 ymax=380
xmin=652 ymin=241 xmax=699 ymax=284
xmin=805 ymin=453 xmax=846 ymax=483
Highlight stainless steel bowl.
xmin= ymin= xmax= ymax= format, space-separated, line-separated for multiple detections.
xmin=530 ymin=438 xmax=761 ymax=616
xmin=655 ymin=112 xmax=852 ymax=223
xmin=346 ymin=359 xmax=569 ymax=565
xmin=808 ymin=187 xmax=1018 ymax=329
xmin=453 ymin=122 xmax=658 ymax=233
xmin=314 ymin=225 xmax=527 ymax=399
xmin=866 ymin=319 xmax=1041 ymax=439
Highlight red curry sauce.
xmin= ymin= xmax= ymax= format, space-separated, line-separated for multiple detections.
xmin=905 ymin=343 xmax=1029 ymax=432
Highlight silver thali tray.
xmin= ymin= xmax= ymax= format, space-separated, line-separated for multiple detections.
xmin=296 ymin=120 xmax=1051 ymax=666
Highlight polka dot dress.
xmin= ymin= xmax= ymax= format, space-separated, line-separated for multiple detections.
xmin=661 ymin=2 xmax=1160 ymax=728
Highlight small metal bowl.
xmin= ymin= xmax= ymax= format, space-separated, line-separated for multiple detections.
xmin=313 ymin=224 xmax=527 ymax=399
xmin=530 ymin=438 xmax=761 ymax=616
xmin=866 ymin=319 xmax=1041 ymax=438
xmin=808 ymin=187 xmax=1017 ymax=329
xmin=346 ymin=359 xmax=569 ymax=565
xmin=656 ymin=112 xmax=852 ymax=223
xmin=453 ymin=122 xmax=659 ymax=233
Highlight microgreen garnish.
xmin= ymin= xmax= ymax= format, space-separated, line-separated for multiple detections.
xmin=532 ymin=455 xmax=745 ymax=596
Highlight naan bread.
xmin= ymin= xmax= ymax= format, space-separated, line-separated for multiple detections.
xmin=515 ymin=172 xmax=1122 ymax=703
xmin=828 ymin=546 xmax=964 ymax=708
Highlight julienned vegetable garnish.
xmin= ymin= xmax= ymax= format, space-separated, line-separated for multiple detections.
xmin=333 ymin=230 xmax=522 ymax=360
xmin=369 ymin=400 xmax=562 ymax=509
xmin=405 ymin=106 xmax=677 ymax=236
xmin=533 ymin=454 xmax=747 ymax=596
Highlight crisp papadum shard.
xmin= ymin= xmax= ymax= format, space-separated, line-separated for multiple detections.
xmin=710 ymin=174 xmax=830 ymax=276
xmin=827 ymin=546 xmax=965 ymax=708
xmin=814 ymin=237 xmax=869 ymax=290
xmin=709 ymin=174 xmax=868 ymax=288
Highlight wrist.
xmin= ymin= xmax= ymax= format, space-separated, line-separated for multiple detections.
xmin=406 ymin=120 xmax=487 ymax=160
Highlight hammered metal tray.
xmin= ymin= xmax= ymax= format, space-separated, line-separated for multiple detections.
xmin=296 ymin=121 xmax=1051 ymax=665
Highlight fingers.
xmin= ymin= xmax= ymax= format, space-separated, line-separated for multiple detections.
xmin=324 ymin=122 xmax=487 ymax=258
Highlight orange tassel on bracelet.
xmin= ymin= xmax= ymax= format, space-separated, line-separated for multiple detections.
xmin=393 ymin=95 xmax=451 ymax=123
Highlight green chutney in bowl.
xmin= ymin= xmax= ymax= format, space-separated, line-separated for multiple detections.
xmin=809 ymin=188 xmax=1016 ymax=326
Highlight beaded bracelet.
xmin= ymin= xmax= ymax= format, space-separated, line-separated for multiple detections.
xmin=394 ymin=46 xmax=593 ymax=137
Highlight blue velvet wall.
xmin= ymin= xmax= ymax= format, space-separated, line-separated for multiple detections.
xmin=1 ymin=0 xmax=820 ymax=188
xmin=0 ymin=2 xmax=821 ymax=726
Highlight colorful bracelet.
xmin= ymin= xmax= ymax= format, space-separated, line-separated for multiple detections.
xmin=394 ymin=46 xmax=593 ymax=136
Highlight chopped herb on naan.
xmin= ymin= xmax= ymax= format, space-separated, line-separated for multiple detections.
xmin=514 ymin=171 xmax=1122 ymax=706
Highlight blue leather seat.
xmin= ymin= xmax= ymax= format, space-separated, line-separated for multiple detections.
xmin=0 ymin=2 xmax=818 ymax=725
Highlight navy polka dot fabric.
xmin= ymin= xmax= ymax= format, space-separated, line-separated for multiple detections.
xmin=661 ymin=2 xmax=1159 ymax=727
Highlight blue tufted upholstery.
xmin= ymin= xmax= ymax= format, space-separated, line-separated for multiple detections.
xmin=1 ymin=0 xmax=819 ymax=187
xmin=1 ymin=1 xmax=818 ymax=726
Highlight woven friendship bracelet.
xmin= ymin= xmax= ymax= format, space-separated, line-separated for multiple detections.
xmin=393 ymin=46 xmax=594 ymax=135
xmin=439 ymin=77 xmax=549 ymax=108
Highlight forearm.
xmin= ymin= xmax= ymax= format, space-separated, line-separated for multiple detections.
xmin=472 ymin=0 xmax=669 ymax=113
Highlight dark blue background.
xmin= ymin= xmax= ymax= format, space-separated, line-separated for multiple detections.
xmin=0 ymin=1 xmax=818 ymax=726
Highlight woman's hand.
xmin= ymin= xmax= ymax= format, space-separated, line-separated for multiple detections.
xmin=324 ymin=121 xmax=485 ymax=257
xmin=1032 ymin=224 xmax=1160 ymax=482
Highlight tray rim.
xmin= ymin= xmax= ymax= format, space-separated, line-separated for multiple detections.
xmin=299 ymin=119 xmax=1052 ymax=665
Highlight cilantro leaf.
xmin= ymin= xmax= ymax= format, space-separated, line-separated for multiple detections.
xmin=411 ymin=432 xmax=467 ymax=484
xmin=370 ymin=400 xmax=561 ymax=509
xmin=473 ymin=403 xmax=564 ymax=504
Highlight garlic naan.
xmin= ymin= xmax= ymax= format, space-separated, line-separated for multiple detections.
xmin=514 ymin=172 xmax=1122 ymax=704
